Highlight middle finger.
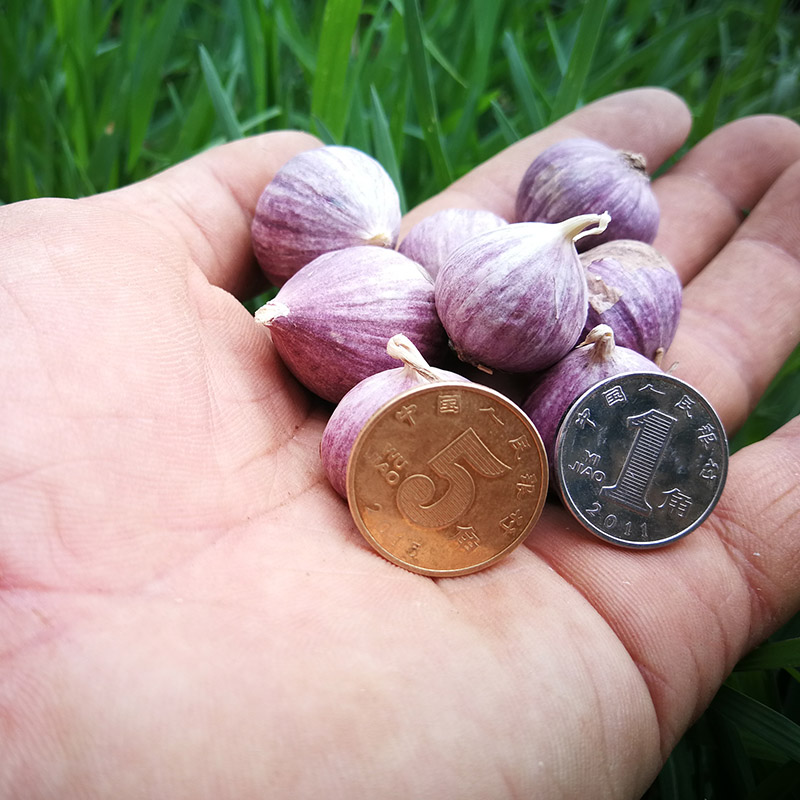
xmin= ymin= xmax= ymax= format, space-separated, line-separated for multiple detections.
xmin=653 ymin=115 xmax=800 ymax=283
xmin=665 ymin=157 xmax=800 ymax=432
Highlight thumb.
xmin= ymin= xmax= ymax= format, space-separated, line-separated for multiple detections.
xmin=93 ymin=132 xmax=321 ymax=298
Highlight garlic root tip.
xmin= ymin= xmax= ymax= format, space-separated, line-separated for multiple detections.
xmin=387 ymin=334 xmax=439 ymax=382
xmin=621 ymin=150 xmax=648 ymax=173
xmin=563 ymin=211 xmax=612 ymax=244
xmin=579 ymin=324 xmax=616 ymax=363
xmin=579 ymin=324 xmax=615 ymax=347
xmin=365 ymin=230 xmax=394 ymax=247
xmin=254 ymin=300 xmax=290 ymax=326
xmin=387 ymin=334 xmax=423 ymax=363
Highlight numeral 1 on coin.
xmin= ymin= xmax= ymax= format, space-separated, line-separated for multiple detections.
xmin=396 ymin=427 xmax=510 ymax=529
xmin=602 ymin=409 xmax=676 ymax=515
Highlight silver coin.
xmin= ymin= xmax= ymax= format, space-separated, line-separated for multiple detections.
xmin=554 ymin=372 xmax=728 ymax=548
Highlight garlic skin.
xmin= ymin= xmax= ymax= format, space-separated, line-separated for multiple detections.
xmin=254 ymin=246 xmax=447 ymax=403
xmin=398 ymin=208 xmax=508 ymax=280
xmin=515 ymin=138 xmax=659 ymax=252
xmin=434 ymin=213 xmax=609 ymax=373
xmin=522 ymin=325 xmax=661 ymax=475
xmin=320 ymin=335 xmax=469 ymax=498
xmin=252 ymin=145 xmax=402 ymax=286
xmin=580 ymin=240 xmax=682 ymax=363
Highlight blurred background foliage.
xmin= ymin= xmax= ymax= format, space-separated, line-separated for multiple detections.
xmin=3 ymin=0 xmax=799 ymax=209
xmin=2 ymin=0 xmax=800 ymax=796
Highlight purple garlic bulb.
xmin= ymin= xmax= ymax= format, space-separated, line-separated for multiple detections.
xmin=254 ymin=246 xmax=447 ymax=403
xmin=398 ymin=208 xmax=508 ymax=280
xmin=252 ymin=145 xmax=402 ymax=286
xmin=435 ymin=212 xmax=610 ymax=373
xmin=580 ymin=239 xmax=682 ymax=365
xmin=522 ymin=324 xmax=661 ymax=473
xmin=515 ymin=138 xmax=659 ymax=251
xmin=320 ymin=335 xmax=470 ymax=498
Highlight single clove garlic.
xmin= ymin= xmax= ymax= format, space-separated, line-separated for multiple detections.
xmin=434 ymin=213 xmax=610 ymax=373
xmin=580 ymin=239 xmax=682 ymax=363
xmin=398 ymin=207 xmax=508 ymax=280
xmin=254 ymin=246 xmax=447 ymax=403
xmin=251 ymin=145 xmax=402 ymax=286
xmin=522 ymin=324 xmax=662 ymax=478
xmin=515 ymin=137 xmax=660 ymax=251
xmin=320 ymin=335 xmax=469 ymax=498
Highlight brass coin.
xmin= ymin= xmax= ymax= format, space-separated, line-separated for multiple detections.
xmin=345 ymin=381 xmax=548 ymax=577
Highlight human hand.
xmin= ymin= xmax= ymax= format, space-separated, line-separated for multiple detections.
xmin=2 ymin=88 xmax=799 ymax=799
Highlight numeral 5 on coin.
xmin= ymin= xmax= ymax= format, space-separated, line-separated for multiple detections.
xmin=396 ymin=428 xmax=510 ymax=528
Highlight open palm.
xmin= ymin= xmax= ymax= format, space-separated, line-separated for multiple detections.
xmin=2 ymin=89 xmax=800 ymax=799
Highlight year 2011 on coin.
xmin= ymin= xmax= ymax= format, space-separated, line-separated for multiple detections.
xmin=346 ymin=382 xmax=548 ymax=577
xmin=555 ymin=372 xmax=728 ymax=549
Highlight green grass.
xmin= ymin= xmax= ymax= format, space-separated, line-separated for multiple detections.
xmin=2 ymin=1 xmax=800 ymax=796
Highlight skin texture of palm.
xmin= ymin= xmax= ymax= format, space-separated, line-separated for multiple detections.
xmin=1 ymin=89 xmax=800 ymax=799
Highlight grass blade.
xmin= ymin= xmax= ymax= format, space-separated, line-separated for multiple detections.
xmin=370 ymin=85 xmax=407 ymax=212
xmin=273 ymin=0 xmax=316 ymax=74
xmin=712 ymin=684 xmax=800 ymax=764
xmin=350 ymin=0 xmax=392 ymax=86
xmin=422 ymin=33 xmax=467 ymax=90
xmin=544 ymin=10 xmax=568 ymax=76
xmin=386 ymin=0 xmax=466 ymax=89
xmin=747 ymin=762 xmax=800 ymax=800
xmin=732 ymin=342 xmax=800 ymax=451
xmin=199 ymin=44 xmax=245 ymax=141
xmin=241 ymin=107 xmax=283 ymax=133
xmin=311 ymin=0 xmax=363 ymax=141
xmin=235 ymin=0 xmax=268 ymax=113
xmin=40 ymin=74 xmax=95 ymax=196
xmin=449 ymin=0 xmax=502 ymax=159
xmin=5 ymin=110 xmax=38 ymax=200
xmin=402 ymin=0 xmax=452 ymax=187
xmin=650 ymin=734 xmax=696 ymax=800
xmin=709 ymin=712 xmax=757 ymax=798
xmin=87 ymin=123 xmax=122 ymax=192
xmin=490 ymin=98 xmax=520 ymax=146
xmin=736 ymin=638 xmax=800 ymax=672
xmin=310 ymin=115 xmax=338 ymax=146
xmin=694 ymin=65 xmax=728 ymax=142
xmin=501 ymin=30 xmax=547 ymax=132
xmin=590 ymin=9 xmax=717 ymax=91
xmin=125 ymin=0 xmax=187 ymax=171
xmin=693 ymin=20 xmax=730 ymax=141
xmin=345 ymin=89 xmax=371 ymax=153
xmin=550 ymin=0 xmax=610 ymax=122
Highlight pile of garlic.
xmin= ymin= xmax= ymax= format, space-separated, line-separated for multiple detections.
xmin=251 ymin=142 xmax=682 ymax=497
